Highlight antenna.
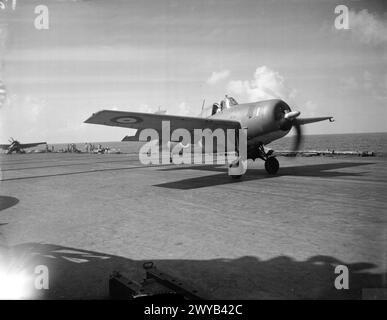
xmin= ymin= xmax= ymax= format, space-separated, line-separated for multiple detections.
xmin=201 ymin=99 xmax=205 ymax=111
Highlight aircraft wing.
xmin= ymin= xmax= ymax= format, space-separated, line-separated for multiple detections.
xmin=295 ymin=117 xmax=334 ymax=125
xmin=0 ymin=144 xmax=10 ymax=150
xmin=19 ymin=142 xmax=47 ymax=149
xmin=84 ymin=110 xmax=241 ymax=134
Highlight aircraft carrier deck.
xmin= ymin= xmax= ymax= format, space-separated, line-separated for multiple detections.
xmin=0 ymin=153 xmax=386 ymax=299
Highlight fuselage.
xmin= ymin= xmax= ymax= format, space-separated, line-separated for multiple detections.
xmin=160 ymin=99 xmax=294 ymax=160
xmin=209 ymin=99 xmax=292 ymax=147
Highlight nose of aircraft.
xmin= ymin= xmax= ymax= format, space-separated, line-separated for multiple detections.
xmin=273 ymin=100 xmax=301 ymax=131
xmin=274 ymin=100 xmax=303 ymax=151
xmin=273 ymin=100 xmax=291 ymax=120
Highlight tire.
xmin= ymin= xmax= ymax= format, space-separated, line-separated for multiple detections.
xmin=265 ymin=157 xmax=279 ymax=175
xmin=231 ymin=175 xmax=242 ymax=180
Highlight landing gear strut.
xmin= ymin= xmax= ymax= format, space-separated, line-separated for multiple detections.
xmin=252 ymin=145 xmax=280 ymax=175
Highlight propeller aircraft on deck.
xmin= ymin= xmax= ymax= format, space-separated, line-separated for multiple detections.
xmin=85 ymin=96 xmax=334 ymax=178
xmin=0 ymin=138 xmax=47 ymax=154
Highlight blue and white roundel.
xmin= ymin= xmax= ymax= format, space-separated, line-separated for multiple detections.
xmin=111 ymin=116 xmax=143 ymax=124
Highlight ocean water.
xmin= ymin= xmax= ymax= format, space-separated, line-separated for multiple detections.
xmin=269 ymin=132 xmax=387 ymax=156
xmin=45 ymin=132 xmax=387 ymax=157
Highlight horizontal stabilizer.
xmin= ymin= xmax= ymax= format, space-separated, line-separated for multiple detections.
xmin=122 ymin=130 xmax=140 ymax=142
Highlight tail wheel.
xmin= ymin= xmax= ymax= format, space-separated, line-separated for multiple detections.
xmin=265 ymin=157 xmax=279 ymax=175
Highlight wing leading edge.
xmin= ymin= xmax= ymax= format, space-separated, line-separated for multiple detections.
xmin=84 ymin=110 xmax=241 ymax=132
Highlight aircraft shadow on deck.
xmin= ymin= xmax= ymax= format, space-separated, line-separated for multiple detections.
xmin=0 ymin=196 xmax=19 ymax=211
xmin=2 ymin=242 xmax=385 ymax=299
xmin=154 ymin=162 xmax=375 ymax=189
xmin=0 ymin=163 xmax=167 ymax=182
xmin=0 ymin=196 xmax=17 ymax=238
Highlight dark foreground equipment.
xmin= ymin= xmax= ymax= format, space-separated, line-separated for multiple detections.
xmin=109 ymin=262 xmax=205 ymax=300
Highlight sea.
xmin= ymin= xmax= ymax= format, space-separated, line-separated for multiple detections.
xmin=23 ymin=132 xmax=387 ymax=157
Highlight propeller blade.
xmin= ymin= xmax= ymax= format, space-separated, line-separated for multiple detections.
xmin=292 ymin=123 xmax=303 ymax=152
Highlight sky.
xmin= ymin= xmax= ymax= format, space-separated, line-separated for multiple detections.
xmin=0 ymin=0 xmax=386 ymax=143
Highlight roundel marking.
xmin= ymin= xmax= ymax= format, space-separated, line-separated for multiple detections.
xmin=111 ymin=116 xmax=143 ymax=124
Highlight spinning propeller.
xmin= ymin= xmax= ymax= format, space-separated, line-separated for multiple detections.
xmin=279 ymin=109 xmax=303 ymax=152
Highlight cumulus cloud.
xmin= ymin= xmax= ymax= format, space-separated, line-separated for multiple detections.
xmin=227 ymin=66 xmax=297 ymax=103
xmin=348 ymin=9 xmax=387 ymax=45
xmin=226 ymin=66 xmax=320 ymax=115
xmin=206 ymin=69 xmax=230 ymax=85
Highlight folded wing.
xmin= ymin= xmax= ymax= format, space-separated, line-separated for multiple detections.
xmin=0 ymin=144 xmax=10 ymax=150
xmin=19 ymin=142 xmax=47 ymax=149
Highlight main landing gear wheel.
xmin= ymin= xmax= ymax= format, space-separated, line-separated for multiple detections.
xmin=231 ymin=175 xmax=242 ymax=180
xmin=265 ymin=157 xmax=279 ymax=175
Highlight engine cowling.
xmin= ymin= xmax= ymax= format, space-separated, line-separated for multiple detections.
xmin=246 ymin=99 xmax=292 ymax=139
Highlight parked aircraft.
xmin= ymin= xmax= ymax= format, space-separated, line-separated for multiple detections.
xmin=0 ymin=138 xmax=47 ymax=154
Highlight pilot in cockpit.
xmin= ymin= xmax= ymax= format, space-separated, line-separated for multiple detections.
xmin=211 ymin=103 xmax=220 ymax=115
xmin=220 ymin=100 xmax=226 ymax=111
xmin=220 ymin=95 xmax=237 ymax=110
xmin=228 ymin=96 xmax=238 ymax=106
xmin=212 ymin=96 xmax=238 ymax=115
